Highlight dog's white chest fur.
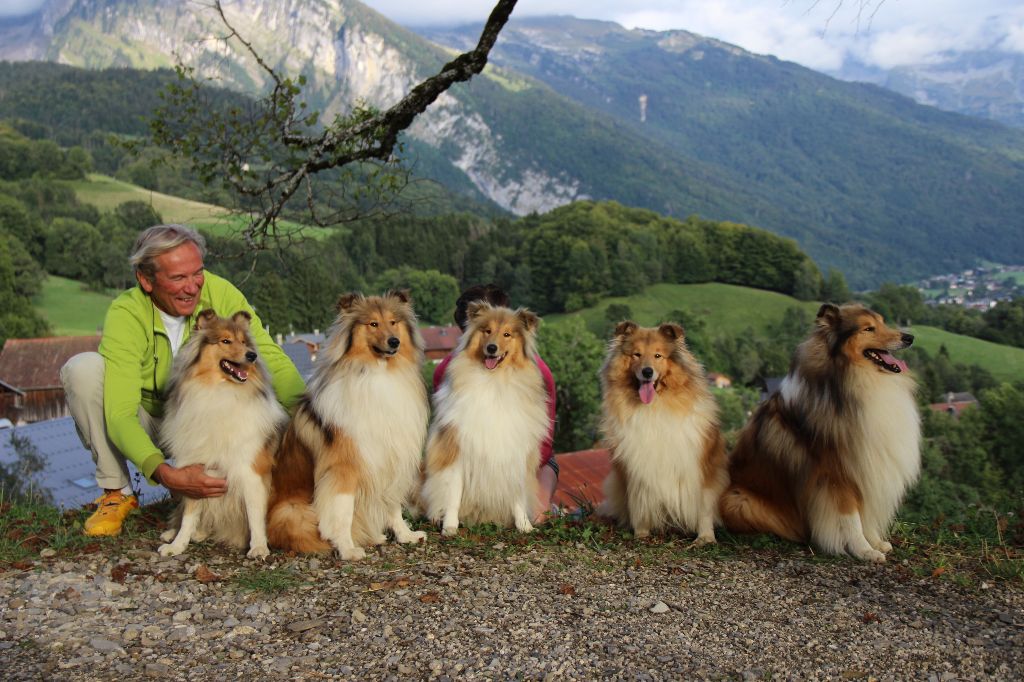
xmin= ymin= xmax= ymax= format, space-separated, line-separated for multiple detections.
xmin=162 ymin=382 xmax=283 ymax=476
xmin=313 ymin=362 xmax=428 ymax=480
xmin=427 ymin=357 xmax=548 ymax=525
xmin=610 ymin=395 xmax=717 ymax=529
xmin=848 ymin=372 xmax=921 ymax=535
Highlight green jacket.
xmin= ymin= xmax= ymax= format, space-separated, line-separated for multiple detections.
xmin=98 ymin=271 xmax=305 ymax=480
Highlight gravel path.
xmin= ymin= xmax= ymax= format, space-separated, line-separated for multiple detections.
xmin=1 ymin=539 xmax=1021 ymax=680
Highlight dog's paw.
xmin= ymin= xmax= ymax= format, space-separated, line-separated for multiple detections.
xmin=396 ymin=529 xmax=427 ymax=545
xmin=515 ymin=519 xmax=534 ymax=533
xmin=369 ymin=533 xmax=388 ymax=546
xmin=872 ymin=540 xmax=893 ymax=553
xmin=192 ymin=529 xmax=209 ymax=542
xmin=633 ymin=528 xmax=651 ymax=539
xmin=856 ymin=548 xmax=887 ymax=563
xmin=157 ymin=543 xmax=185 ymax=557
xmin=246 ymin=544 xmax=270 ymax=560
xmin=340 ymin=546 xmax=366 ymax=561
xmin=689 ymin=534 xmax=716 ymax=548
xmin=441 ymin=524 xmax=459 ymax=537
xmin=159 ymin=529 xmax=176 ymax=543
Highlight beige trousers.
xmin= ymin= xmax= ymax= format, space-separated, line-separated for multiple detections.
xmin=60 ymin=352 xmax=161 ymax=491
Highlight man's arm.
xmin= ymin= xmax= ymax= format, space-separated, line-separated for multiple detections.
xmin=100 ymin=300 xmax=166 ymax=480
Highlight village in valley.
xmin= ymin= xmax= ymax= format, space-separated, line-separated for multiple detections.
xmin=919 ymin=263 xmax=1024 ymax=309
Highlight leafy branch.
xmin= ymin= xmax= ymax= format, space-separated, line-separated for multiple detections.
xmin=150 ymin=0 xmax=518 ymax=251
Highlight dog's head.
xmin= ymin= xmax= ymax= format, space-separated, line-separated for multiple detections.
xmin=813 ymin=303 xmax=913 ymax=374
xmin=458 ymin=301 xmax=539 ymax=371
xmin=603 ymin=321 xmax=692 ymax=405
xmin=322 ymin=289 xmax=424 ymax=367
xmin=180 ymin=308 xmax=262 ymax=386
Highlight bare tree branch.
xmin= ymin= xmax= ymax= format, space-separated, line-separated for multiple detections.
xmin=151 ymin=0 xmax=518 ymax=252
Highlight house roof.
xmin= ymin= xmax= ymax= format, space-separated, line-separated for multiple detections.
xmin=0 ymin=336 xmax=101 ymax=390
xmin=0 ymin=379 xmax=25 ymax=396
xmin=282 ymin=341 xmax=317 ymax=381
xmin=0 ymin=417 xmax=167 ymax=509
xmin=420 ymin=326 xmax=461 ymax=353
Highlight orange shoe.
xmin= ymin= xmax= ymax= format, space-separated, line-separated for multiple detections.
xmin=84 ymin=491 xmax=139 ymax=537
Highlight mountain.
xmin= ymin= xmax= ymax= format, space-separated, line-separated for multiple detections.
xmin=834 ymin=51 xmax=1024 ymax=130
xmin=3 ymin=3 xmax=1024 ymax=287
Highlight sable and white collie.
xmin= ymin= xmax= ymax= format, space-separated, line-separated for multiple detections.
xmin=720 ymin=303 xmax=920 ymax=562
xmin=157 ymin=309 xmax=287 ymax=559
xmin=421 ymin=302 xmax=549 ymax=536
xmin=596 ymin=321 xmax=728 ymax=544
xmin=266 ymin=291 xmax=429 ymax=560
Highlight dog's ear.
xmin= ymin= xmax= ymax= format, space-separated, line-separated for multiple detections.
xmin=387 ymin=288 xmax=412 ymax=304
xmin=194 ymin=309 xmax=218 ymax=330
xmin=516 ymin=308 xmax=539 ymax=333
xmin=337 ymin=292 xmax=363 ymax=312
xmin=658 ymin=322 xmax=685 ymax=342
xmin=231 ymin=311 xmax=252 ymax=329
xmin=816 ymin=303 xmax=841 ymax=329
xmin=467 ymin=300 xmax=491 ymax=322
xmin=614 ymin=320 xmax=638 ymax=339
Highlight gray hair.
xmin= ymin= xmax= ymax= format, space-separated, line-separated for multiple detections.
xmin=130 ymin=224 xmax=207 ymax=278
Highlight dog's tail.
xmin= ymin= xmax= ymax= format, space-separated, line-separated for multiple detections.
xmin=719 ymin=485 xmax=805 ymax=543
xmin=267 ymin=498 xmax=331 ymax=554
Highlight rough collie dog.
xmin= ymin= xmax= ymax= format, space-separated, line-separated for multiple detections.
xmin=596 ymin=321 xmax=728 ymax=544
xmin=421 ymin=302 xmax=549 ymax=535
xmin=720 ymin=303 xmax=920 ymax=562
xmin=157 ymin=309 xmax=287 ymax=558
xmin=266 ymin=291 xmax=429 ymax=560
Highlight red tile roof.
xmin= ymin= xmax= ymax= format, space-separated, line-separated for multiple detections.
xmin=420 ymin=325 xmax=460 ymax=353
xmin=0 ymin=336 xmax=101 ymax=390
xmin=552 ymin=448 xmax=611 ymax=511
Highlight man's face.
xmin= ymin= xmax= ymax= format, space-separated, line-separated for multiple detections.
xmin=136 ymin=242 xmax=205 ymax=317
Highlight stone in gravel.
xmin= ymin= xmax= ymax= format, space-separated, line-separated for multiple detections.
xmin=89 ymin=637 xmax=125 ymax=655
xmin=40 ymin=549 xmax=57 ymax=558
xmin=145 ymin=662 xmax=171 ymax=678
xmin=172 ymin=610 xmax=191 ymax=623
xmin=288 ymin=619 xmax=326 ymax=633
xmin=223 ymin=616 xmax=239 ymax=627
xmin=352 ymin=609 xmax=367 ymax=624
xmin=650 ymin=601 xmax=670 ymax=614
xmin=8 ymin=598 xmax=25 ymax=609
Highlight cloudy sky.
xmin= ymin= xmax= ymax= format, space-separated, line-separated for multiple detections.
xmin=3 ymin=0 xmax=1023 ymax=72
xmin=361 ymin=0 xmax=1024 ymax=72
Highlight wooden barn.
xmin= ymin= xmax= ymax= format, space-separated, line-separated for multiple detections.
xmin=420 ymin=325 xmax=460 ymax=360
xmin=0 ymin=336 xmax=101 ymax=424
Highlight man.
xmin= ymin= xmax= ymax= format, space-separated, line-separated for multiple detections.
xmin=61 ymin=224 xmax=305 ymax=536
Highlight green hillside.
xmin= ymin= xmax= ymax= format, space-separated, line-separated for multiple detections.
xmin=33 ymin=275 xmax=114 ymax=336
xmin=68 ymin=174 xmax=314 ymax=238
xmin=546 ymin=282 xmax=1024 ymax=382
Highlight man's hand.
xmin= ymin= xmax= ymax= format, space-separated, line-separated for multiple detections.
xmin=153 ymin=463 xmax=228 ymax=499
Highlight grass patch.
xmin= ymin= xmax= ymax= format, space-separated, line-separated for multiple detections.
xmin=546 ymin=282 xmax=1024 ymax=382
xmin=546 ymin=282 xmax=820 ymax=338
xmin=231 ymin=565 xmax=305 ymax=593
xmin=906 ymin=324 xmax=1024 ymax=382
xmin=33 ymin=275 xmax=114 ymax=336
xmin=68 ymin=174 xmax=321 ymax=239
xmin=67 ymin=174 xmax=229 ymax=225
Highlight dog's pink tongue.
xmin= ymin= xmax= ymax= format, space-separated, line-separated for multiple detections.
xmin=236 ymin=368 xmax=248 ymax=380
xmin=881 ymin=352 xmax=908 ymax=373
xmin=485 ymin=357 xmax=500 ymax=370
xmin=639 ymin=382 xmax=656 ymax=404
